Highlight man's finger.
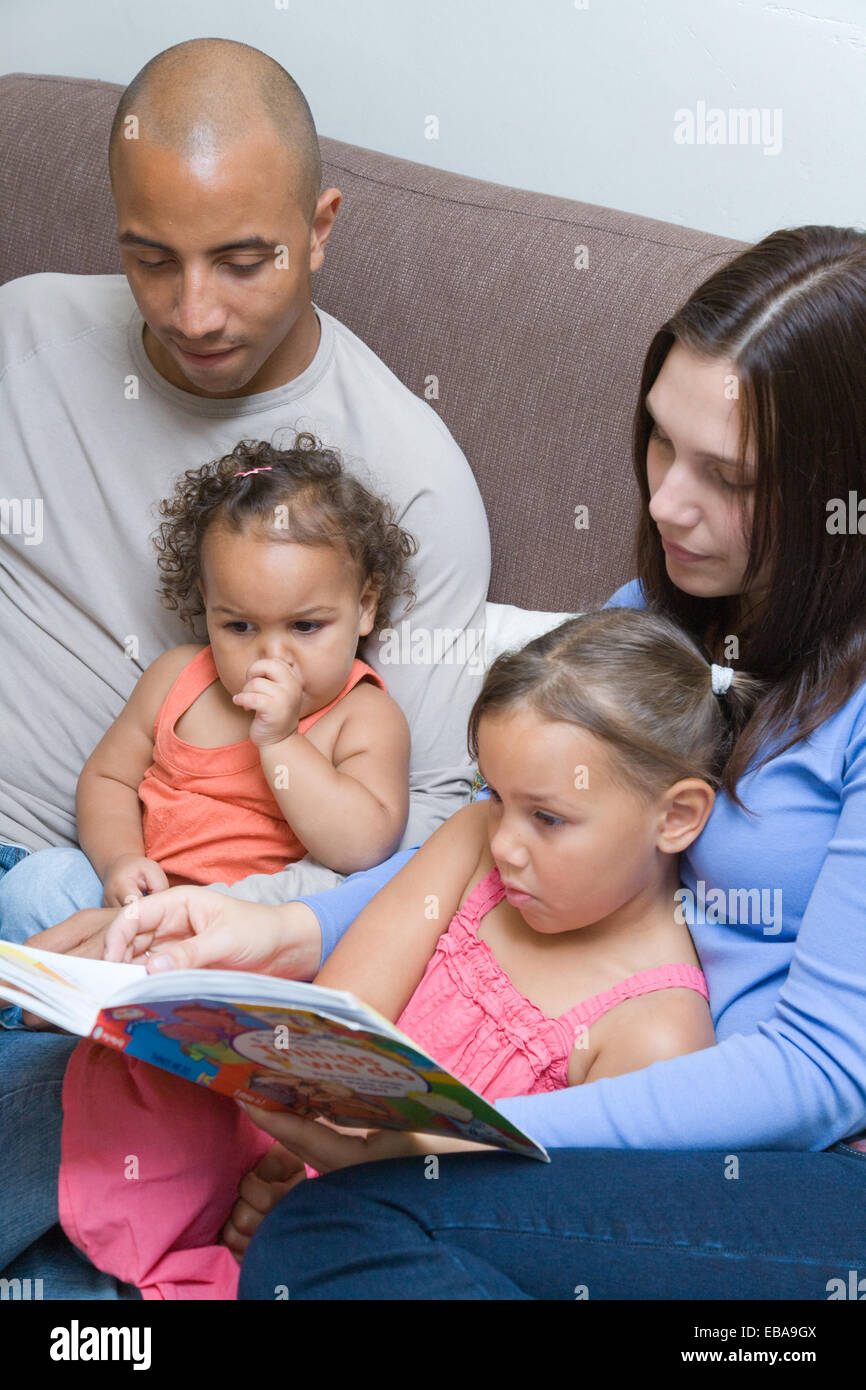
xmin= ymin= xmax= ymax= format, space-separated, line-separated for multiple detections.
xmin=26 ymin=909 xmax=117 ymax=960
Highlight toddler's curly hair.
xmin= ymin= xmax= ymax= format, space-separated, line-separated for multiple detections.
xmin=153 ymin=434 xmax=418 ymax=631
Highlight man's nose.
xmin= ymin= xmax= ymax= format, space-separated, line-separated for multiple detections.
xmin=172 ymin=270 xmax=227 ymax=341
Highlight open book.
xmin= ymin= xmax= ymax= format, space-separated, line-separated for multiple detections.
xmin=0 ymin=941 xmax=548 ymax=1162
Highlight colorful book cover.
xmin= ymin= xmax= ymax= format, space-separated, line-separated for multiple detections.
xmin=93 ymin=996 xmax=549 ymax=1160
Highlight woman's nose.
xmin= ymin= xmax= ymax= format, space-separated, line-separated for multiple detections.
xmin=648 ymin=462 xmax=702 ymax=529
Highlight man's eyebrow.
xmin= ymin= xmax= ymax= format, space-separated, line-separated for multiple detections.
xmin=645 ymin=396 xmax=748 ymax=471
xmin=117 ymin=232 xmax=277 ymax=254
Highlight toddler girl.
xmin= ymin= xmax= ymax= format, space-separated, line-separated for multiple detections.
xmin=0 ymin=432 xmax=415 ymax=946
xmin=58 ymin=603 xmax=765 ymax=1297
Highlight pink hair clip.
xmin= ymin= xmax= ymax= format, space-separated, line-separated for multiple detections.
xmin=234 ymin=466 xmax=274 ymax=478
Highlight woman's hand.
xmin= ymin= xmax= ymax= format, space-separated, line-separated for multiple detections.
xmin=221 ymin=1141 xmax=307 ymax=1263
xmin=239 ymin=1102 xmax=491 ymax=1173
xmin=102 ymin=884 xmax=322 ymax=981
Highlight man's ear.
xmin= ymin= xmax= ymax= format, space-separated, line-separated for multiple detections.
xmin=309 ymin=188 xmax=342 ymax=274
xmin=656 ymin=779 xmax=715 ymax=855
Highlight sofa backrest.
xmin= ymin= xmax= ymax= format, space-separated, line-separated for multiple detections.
xmin=0 ymin=71 xmax=747 ymax=610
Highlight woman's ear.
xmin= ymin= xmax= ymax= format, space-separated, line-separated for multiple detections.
xmin=656 ymin=779 xmax=716 ymax=855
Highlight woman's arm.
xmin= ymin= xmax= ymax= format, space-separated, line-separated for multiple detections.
xmin=495 ymin=705 xmax=866 ymax=1151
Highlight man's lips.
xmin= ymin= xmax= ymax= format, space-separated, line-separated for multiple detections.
xmin=173 ymin=343 xmax=239 ymax=365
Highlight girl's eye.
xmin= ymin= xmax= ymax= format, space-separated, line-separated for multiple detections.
xmin=294 ymin=621 xmax=321 ymax=634
xmin=225 ymin=622 xmax=252 ymax=633
xmin=534 ymin=811 xmax=564 ymax=827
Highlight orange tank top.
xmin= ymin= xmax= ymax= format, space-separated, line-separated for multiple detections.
xmin=138 ymin=647 xmax=387 ymax=887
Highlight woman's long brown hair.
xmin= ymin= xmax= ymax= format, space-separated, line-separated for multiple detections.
xmin=633 ymin=225 xmax=866 ymax=799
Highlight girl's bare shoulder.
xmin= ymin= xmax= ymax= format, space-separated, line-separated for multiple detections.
xmin=576 ymin=985 xmax=716 ymax=1084
xmin=123 ymin=644 xmax=204 ymax=722
xmin=326 ymin=676 xmax=408 ymax=747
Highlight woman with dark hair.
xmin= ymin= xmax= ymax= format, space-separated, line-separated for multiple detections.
xmin=7 ymin=225 xmax=866 ymax=1299
xmin=228 ymin=224 xmax=866 ymax=1297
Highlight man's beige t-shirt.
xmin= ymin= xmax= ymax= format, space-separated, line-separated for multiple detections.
xmin=0 ymin=273 xmax=490 ymax=899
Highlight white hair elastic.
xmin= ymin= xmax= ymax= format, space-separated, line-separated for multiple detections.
xmin=711 ymin=663 xmax=735 ymax=696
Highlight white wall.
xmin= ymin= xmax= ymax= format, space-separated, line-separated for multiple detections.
xmin=3 ymin=0 xmax=863 ymax=243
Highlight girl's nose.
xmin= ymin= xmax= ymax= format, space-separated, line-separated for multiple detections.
xmin=489 ymin=818 xmax=529 ymax=870
xmin=260 ymin=634 xmax=294 ymax=664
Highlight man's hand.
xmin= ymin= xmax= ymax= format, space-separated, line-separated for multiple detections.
xmin=19 ymin=907 xmax=155 ymax=1029
xmin=27 ymin=906 xmax=153 ymax=961
xmin=101 ymin=852 xmax=170 ymax=908
xmin=232 ymin=657 xmax=303 ymax=748
xmin=221 ymin=1141 xmax=307 ymax=1263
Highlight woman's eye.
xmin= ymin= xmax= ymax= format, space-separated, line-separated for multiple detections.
xmin=714 ymin=468 xmax=753 ymax=492
xmin=649 ymin=422 xmax=672 ymax=447
xmin=136 ymin=259 xmax=169 ymax=270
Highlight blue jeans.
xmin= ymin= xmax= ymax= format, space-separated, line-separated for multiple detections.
xmin=0 ymin=841 xmax=29 ymax=879
xmin=239 ymin=1143 xmax=866 ymax=1299
xmin=0 ymin=846 xmax=103 ymax=1028
xmin=0 ymin=850 xmax=138 ymax=1297
xmin=0 ymin=1030 xmax=140 ymax=1298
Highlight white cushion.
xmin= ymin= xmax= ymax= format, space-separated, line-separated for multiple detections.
xmin=483 ymin=601 xmax=580 ymax=670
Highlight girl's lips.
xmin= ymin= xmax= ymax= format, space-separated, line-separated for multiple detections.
xmin=502 ymin=881 xmax=536 ymax=906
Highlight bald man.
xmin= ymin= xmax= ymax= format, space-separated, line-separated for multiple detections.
xmin=0 ymin=40 xmax=490 ymax=924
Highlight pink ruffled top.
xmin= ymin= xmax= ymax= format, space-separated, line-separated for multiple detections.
xmin=395 ymin=864 xmax=710 ymax=1101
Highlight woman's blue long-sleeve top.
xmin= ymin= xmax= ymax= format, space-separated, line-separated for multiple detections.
xmin=296 ymin=579 xmax=866 ymax=1151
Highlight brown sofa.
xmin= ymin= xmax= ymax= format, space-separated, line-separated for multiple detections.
xmin=0 ymin=71 xmax=747 ymax=612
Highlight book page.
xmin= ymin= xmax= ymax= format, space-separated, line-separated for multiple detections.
xmin=0 ymin=942 xmax=146 ymax=1033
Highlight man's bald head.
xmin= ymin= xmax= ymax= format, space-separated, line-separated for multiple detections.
xmin=109 ymin=38 xmax=322 ymax=221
